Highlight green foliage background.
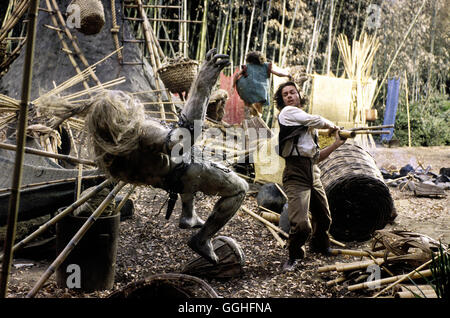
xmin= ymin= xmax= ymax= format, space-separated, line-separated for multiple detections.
xmin=393 ymin=93 xmax=450 ymax=146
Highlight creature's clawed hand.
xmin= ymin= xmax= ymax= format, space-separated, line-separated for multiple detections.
xmin=197 ymin=48 xmax=230 ymax=85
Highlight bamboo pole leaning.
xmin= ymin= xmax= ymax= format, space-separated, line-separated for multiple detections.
xmin=26 ymin=181 xmax=126 ymax=298
xmin=0 ymin=0 xmax=40 ymax=298
xmin=0 ymin=178 xmax=113 ymax=262
xmin=0 ymin=142 xmax=96 ymax=166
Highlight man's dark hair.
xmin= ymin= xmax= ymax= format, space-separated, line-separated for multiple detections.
xmin=274 ymin=81 xmax=306 ymax=110
xmin=245 ymin=51 xmax=265 ymax=65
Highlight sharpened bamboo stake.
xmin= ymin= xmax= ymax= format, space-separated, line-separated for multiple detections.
xmin=26 ymin=181 xmax=126 ymax=298
xmin=0 ymin=142 xmax=96 ymax=165
xmin=0 ymin=178 xmax=112 ymax=262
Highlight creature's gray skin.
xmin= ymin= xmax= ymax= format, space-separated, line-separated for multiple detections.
xmin=88 ymin=49 xmax=248 ymax=264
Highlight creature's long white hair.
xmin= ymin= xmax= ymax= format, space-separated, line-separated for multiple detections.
xmin=85 ymin=90 xmax=146 ymax=171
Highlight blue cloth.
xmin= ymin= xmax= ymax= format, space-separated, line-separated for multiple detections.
xmin=381 ymin=78 xmax=401 ymax=141
xmin=236 ymin=62 xmax=270 ymax=105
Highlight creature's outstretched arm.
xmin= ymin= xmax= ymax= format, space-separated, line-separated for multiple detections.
xmin=179 ymin=49 xmax=229 ymax=144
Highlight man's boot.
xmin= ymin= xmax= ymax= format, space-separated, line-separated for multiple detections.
xmin=282 ymin=231 xmax=308 ymax=272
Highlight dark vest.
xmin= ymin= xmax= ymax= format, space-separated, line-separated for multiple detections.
xmin=278 ymin=119 xmax=319 ymax=158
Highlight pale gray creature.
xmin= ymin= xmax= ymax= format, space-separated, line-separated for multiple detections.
xmin=86 ymin=49 xmax=248 ymax=264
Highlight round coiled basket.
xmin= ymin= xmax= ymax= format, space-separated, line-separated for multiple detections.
xmin=68 ymin=0 xmax=105 ymax=35
xmin=318 ymin=143 xmax=396 ymax=242
xmin=157 ymin=60 xmax=199 ymax=94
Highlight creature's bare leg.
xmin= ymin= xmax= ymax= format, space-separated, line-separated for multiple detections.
xmin=188 ymin=190 xmax=246 ymax=264
xmin=182 ymin=163 xmax=248 ymax=264
xmin=179 ymin=193 xmax=205 ymax=229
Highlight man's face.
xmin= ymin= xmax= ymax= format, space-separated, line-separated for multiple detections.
xmin=281 ymin=85 xmax=300 ymax=107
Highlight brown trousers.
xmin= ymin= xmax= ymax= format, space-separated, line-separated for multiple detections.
xmin=282 ymin=156 xmax=332 ymax=253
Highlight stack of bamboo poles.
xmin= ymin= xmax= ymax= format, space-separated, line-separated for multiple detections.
xmin=319 ymin=230 xmax=445 ymax=298
xmin=336 ymin=32 xmax=380 ymax=148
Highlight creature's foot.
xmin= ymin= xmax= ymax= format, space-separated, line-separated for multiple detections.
xmin=188 ymin=236 xmax=219 ymax=265
xmin=179 ymin=215 xmax=205 ymax=229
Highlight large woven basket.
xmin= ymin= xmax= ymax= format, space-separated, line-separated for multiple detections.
xmin=69 ymin=0 xmax=105 ymax=35
xmin=318 ymin=143 xmax=395 ymax=242
xmin=157 ymin=60 xmax=199 ymax=94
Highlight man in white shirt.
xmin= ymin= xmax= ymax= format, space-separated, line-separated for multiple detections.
xmin=275 ymin=81 xmax=346 ymax=271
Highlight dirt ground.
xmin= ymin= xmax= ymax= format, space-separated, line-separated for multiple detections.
xmin=3 ymin=145 xmax=449 ymax=299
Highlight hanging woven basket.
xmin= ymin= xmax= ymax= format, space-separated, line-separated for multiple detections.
xmin=157 ymin=60 xmax=199 ymax=94
xmin=68 ymin=0 xmax=105 ymax=35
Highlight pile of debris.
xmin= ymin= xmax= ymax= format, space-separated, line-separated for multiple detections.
xmin=319 ymin=230 xmax=448 ymax=298
xmin=381 ymin=164 xmax=449 ymax=198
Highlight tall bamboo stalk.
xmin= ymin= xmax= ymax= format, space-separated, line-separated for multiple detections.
xmin=278 ymin=0 xmax=286 ymax=65
xmin=0 ymin=0 xmax=40 ymax=298
xmin=244 ymin=0 xmax=255 ymax=58
xmin=26 ymin=181 xmax=126 ymax=298
xmin=281 ymin=0 xmax=299 ymax=68
xmin=326 ymin=0 xmax=335 ymax=74
xmin=261 ymin=0 xmax=272 ymax=56
xmin=197 ymin=0 xmax=209 ymax=61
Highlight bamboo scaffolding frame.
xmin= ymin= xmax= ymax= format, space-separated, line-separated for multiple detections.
xmin=43 ymin=0 xmax=90 ymax=92
xmin=0 ymin=0 xmax=40 ymax=298
xmin=26 ymin=181 xmax=126 ymax=298
xmin=0 ymin=178 xmax=112 ymax=262
xmin=50 ymin=0 xmax=102 ymax=86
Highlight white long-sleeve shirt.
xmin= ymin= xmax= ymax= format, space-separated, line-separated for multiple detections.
xmin=278 ymin=106 xmax=335 ymax=158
